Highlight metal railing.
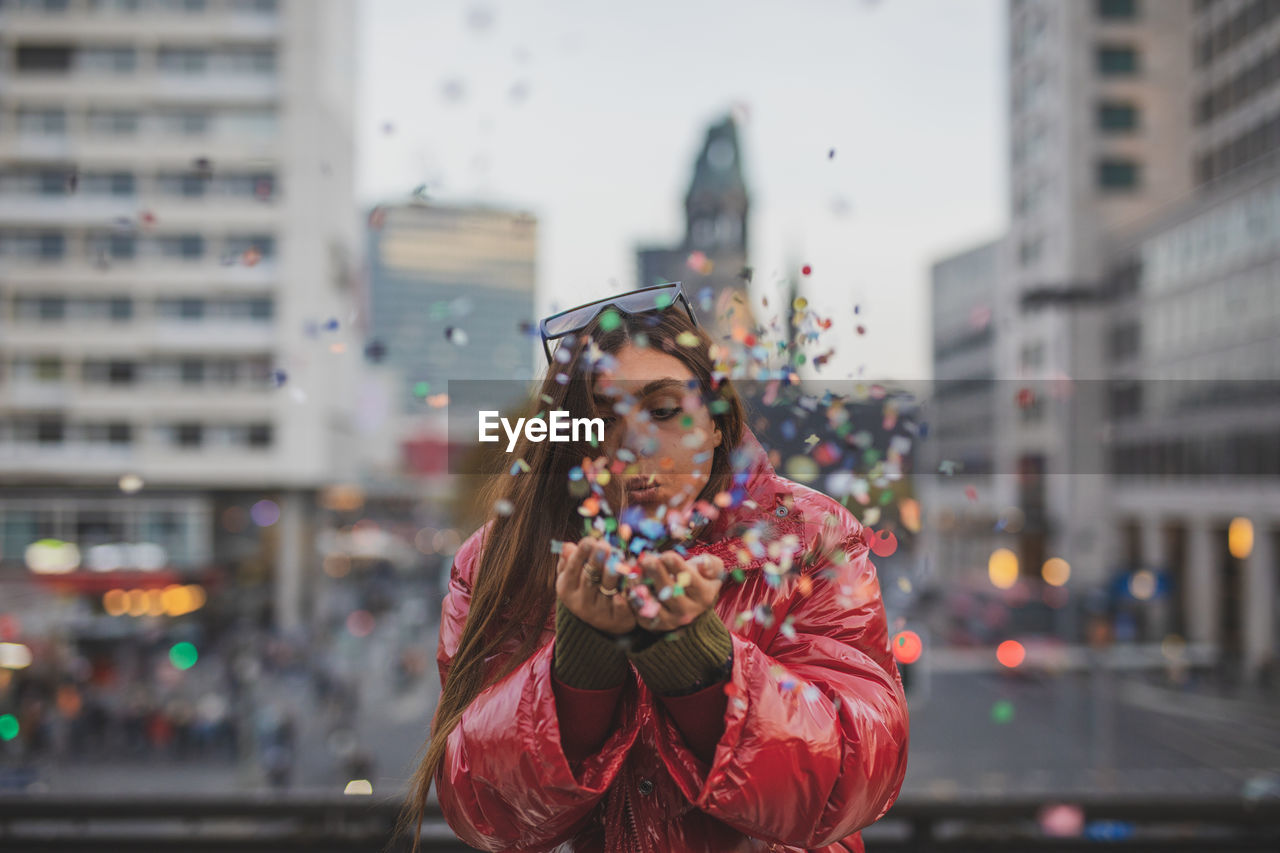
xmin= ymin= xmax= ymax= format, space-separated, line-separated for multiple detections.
xmin=0 ymin=793 xmax=1277 ymax=851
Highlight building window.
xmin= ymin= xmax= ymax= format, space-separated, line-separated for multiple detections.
xmin=14 ymin=0 xmax=72 ymax=11
xmin=1018 ymin=235 xmax=1044 ymax=267
xmin=16 ymin=108 xmax=67 ymax=135
xmin=77 ymin=46 xmax=137 ymax=73
xmin=175 ymin=423 xmax=203 ymax=447
xmin=15 ymin=44 xmax=73 ymax=72
xmin=1097 ymin=45 xmax=1140 ymax=75
xmin=1108 ymin=321 xmax=1140 ymax=359
xmin=1020 ymin=340 xmax=1045 ymax=368
xmin=247 ymin=297 xmax=273 ymax=320
xmin=1098 ymin=158 xmax=1141 ymax=189
xmin=1098 ymin=101 xmax=1140 ymax=132
xmin=157 ymin=47 xmax=208 ymax=74
xmin=1097 ymin=0 xmax=1137 ymax=20
xmin=87 ymin=110 xmax=139 ymax=135
xmin=82 ymin=172 xmax=136 ymax=196
xmin=35 ymin=418 xmax=65 ymax=444
xmin=158 ymin=172 xmax=209 ymax=196
xmin=231 ymin=0 xmax=278 ymax=13
xmin=180 ymin=359 xmax=204 ymax=384
xmin=248 ymin=423 xmax=272 ymax=448
xmin=34 ymin=357 xmax=63 ymax=381
xmin=156 ymin=235 xmax=205 ymax=259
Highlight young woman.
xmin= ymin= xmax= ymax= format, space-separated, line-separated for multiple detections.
xmin=402 ymin=284 xmax=910 ymax=852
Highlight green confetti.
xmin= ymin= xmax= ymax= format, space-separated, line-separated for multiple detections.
xmin=0 ymin=714 xmax=18 ymax=741
xmin=991 ymin=699 xmax=1014 ymax=724
xmin=598 ymin=308 xmax=621 ymax=331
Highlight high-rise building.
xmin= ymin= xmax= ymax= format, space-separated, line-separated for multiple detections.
xmin=636 ymin=114 xmax=756 ymax=342
xmin=999 ymin=0 xmax=1195 ymax=600
xmin=1096 ymin=0 xmax=1280 ymax=681
xmin=364 ymin=201 xmax=537 ymax=412
xmin=0 ymin=0 xmax=359 ymax=633
xmin=934 ymin=0 xmax=1280 ymax=681
xmin=920 ymin=239 xmax=1005 ymax=634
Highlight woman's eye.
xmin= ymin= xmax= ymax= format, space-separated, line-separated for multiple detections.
xmin=650 ymin=406 xmax=681 ymax=421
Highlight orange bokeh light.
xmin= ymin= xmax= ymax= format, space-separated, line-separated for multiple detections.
xmin=997 ymin=640 xmax=1026 ymax=668
xmin=892 ymin=630 xmax=923 ymax=664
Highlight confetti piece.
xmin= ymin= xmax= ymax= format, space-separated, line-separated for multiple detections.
xmin=494 ymin=499 xmax=514 ymax=516
xmin=676 ymin=331 xmax=701 ymax=347
xmin=510 ymin=458 xmax=531 ymax=475
xmin=445 ymin=327 xmax=469 ymax=346
xmin=868 ymin=528 xmax=897 ymax=557
xmin=597 ymin=308 xmax=621 ymax=332
xmin=550 ymin=539 xmax=565 ymax=555
xmin=801 ymin=265 xmax=812 ymax=276
xmin=965 ymin=485 xmax=978 ymax=501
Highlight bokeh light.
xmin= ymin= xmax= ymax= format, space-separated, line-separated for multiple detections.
xmin=0 ymin=642 xmax=33 ymax=670
xmin=892 ymin=630 xmax=923 ymax=665
xmin=1228 ymin=517 xmax=1253 ymax=559
xmin=996 ymin=640 xmax=1025 ymax=668
xmin=1128 ymin=569 xmax=1157 ymax=601
xmin=0 ymin=713 xmax=19 ymax=741
xmin=169 ymin=642 xmax=199 ymax=670
xmin=346 ymin=610 xmax=376 ymax=638
xmin=988 ymin=548 xmax=1019 ymax=590
xmin=1041 ymin=557 xmax=1070 ymax=587
xmin=251 ymin=499 xmax=281 ymax=527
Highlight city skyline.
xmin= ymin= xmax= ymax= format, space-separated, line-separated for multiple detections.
xmin=356 ymin=0 xmax=1008 ymax=382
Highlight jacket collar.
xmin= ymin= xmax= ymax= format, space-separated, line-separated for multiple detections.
xmin=700 ymin=425 xmax=778 ymax=543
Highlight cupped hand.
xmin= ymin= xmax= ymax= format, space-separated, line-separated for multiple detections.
xmin=631 ymin=551 xmax=725 ymax=633
xmin=554 ymin=538 xmax=637 ymax=636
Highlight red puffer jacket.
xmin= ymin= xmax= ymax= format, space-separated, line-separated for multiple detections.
xmin=434 ymin=427 xmax=910 ymax=852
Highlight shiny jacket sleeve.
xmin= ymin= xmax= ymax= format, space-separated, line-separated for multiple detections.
xmin=433 ymin=538 xmax=642 ymax=852
xmin=652 ymin=520 xmax=910 ymax=848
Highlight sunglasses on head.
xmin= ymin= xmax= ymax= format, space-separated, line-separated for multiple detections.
xmin=538 ymin=281 xmax=700 ymax=365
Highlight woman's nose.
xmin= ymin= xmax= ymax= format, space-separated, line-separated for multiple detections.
xmin=609 ymin=416 xmax=658 ymax=458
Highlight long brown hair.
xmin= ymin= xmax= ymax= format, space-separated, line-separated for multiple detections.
xmin=398 ymin=304 xmax=746 ymax=847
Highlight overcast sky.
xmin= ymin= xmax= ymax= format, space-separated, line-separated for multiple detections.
xmin=356 ymin=0 xmax=1007 ymax=381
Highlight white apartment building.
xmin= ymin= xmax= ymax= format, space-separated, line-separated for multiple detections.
xmin=0 ymin=0 xmax=358 ymax=632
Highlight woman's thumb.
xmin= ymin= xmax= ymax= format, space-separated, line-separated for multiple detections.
xmin=693 ymin=554 xmax=725 ymax=580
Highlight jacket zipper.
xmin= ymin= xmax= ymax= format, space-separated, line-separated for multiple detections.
xmin=622 ymin=778 xmax=645 ymax=853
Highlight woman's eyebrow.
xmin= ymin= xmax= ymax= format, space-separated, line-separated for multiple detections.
xmin=593 ymin=377 xmax=688 ymax=404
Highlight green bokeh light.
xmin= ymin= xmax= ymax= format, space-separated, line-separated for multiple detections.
xmin=991 ymin=699 xmax=1015 ymax=724
xmin=0 ymin=714 xmax=18 ymax=741
xmin=169 ymin=642 xmax=198 ymax=670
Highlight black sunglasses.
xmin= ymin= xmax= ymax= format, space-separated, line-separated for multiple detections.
xmin=538 ymin=281 xmax=700 ymax=365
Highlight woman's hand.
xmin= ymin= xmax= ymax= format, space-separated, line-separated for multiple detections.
xmin=555 ymin=539 xmax=637 ymax=636
xmin=633 ymin=551 xmax=725 ymax=633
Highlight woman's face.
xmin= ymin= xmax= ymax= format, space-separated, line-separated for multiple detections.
xmin=594 ymin=343 xmax=723 ymax=514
